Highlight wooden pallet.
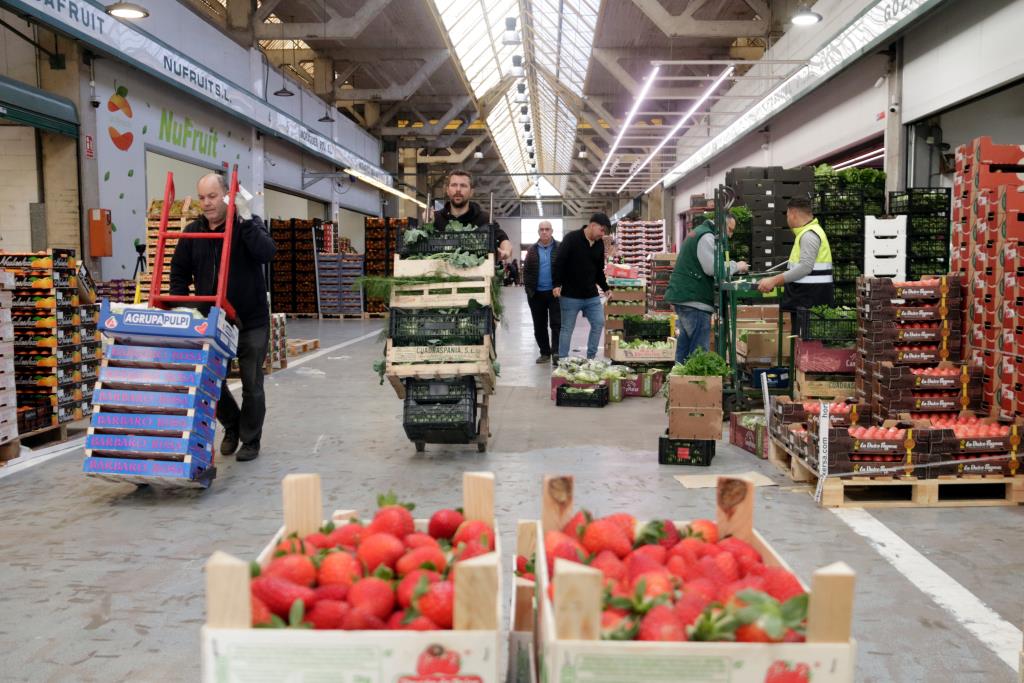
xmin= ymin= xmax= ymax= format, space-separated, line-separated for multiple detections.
xmin=286 ymin=338 xmax=320 ymax=356
xmin=794 ymin=370 xmax=856 ymax=400
xmin=386 ymin=360 xmax=496 ymax=400
xmin=319 ymin=312 xmax=366 ymax=319
xmin=768 ymin=436 xmax=1024 ymax=508
xmin=282 ymin=312 xmax=319 ymax=319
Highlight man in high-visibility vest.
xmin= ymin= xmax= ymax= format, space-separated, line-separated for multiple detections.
xmin=757 ymin=197 xmax=833 ymax=335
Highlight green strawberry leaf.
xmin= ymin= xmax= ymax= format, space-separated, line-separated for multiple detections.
xmin=320 ymin=520 xmax=336 ymax=534
xmin=266 ymin=614 xmax=287 ymax=628
xmin=761 ymin=613 xmax=785 ymax=640
xmin=607 ymin=596 xmax=634 ymax=611
xmin=273 ymin=550 xmax=286 ymax=558
xmin=455 ymin=507 xmax=464 ymax=514
xmin=288 ymin=599 xmax=306 ymax=627
xmin=635 ymin=521 xmax=667 ymax=547
xmin=420 ymin=561 xmax=438 ymax=572
xmin=780 ymin=593 xmax=809 ymax=624
xmin=249 ymin=561 xmax=261 ymax=578
xmin=411 ymin=575 xmax=430 ymax=603
xmin=372 ymin=565 xmax=395 ymax=581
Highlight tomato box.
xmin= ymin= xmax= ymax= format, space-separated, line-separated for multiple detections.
xmin=620 ymin=368 xmax=665 ymax=398
xmin=730 ymin=411 xmax=769 ymax=459
xmin=202 ymin=472 xmax=503 ymax=683
xmin=794 ymin=339 xmax=857 ymax=373
xmin=529 ymin=475 xmax=856 ymax=683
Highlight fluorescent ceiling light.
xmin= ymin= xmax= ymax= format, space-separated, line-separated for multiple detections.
xmin=589 ymin=66 xmax=660 ymax=194
xmin=830 ymin=147 xmax=885 ymax=170
xmin=833 ymin=149 xmax=885 ymax=171
xmin=106 ymin=2 xmax=149 ymax=19
xmin=792 ymin=4 xmax=823 ymax=26
xmin=473 ymin=151 xmax=484 ymax=159
xmin=618 ymin=66 xmax=734 ymax=193
xmin=344 ymin=167 xmax=426 ymax=209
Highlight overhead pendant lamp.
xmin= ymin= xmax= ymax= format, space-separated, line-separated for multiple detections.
xmin=792 ymin=3 xmax=822 ymax=26
xmin=318 ymin=104 xmax=335 ymax=123
xmin=274 ymin=71 xmax=294 ymax=97
xmin=106 ymin=2 xmax=149 ymax=19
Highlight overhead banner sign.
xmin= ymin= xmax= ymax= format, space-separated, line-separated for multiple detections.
xmin=8 ymin=0 xmax=391 ymax=186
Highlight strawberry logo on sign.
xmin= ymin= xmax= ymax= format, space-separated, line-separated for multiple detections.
xmin=193 ymin=322 xmax=208 ymax=335
xmin=396 ymin=644 xmax=481 ymax=683
xmin=104 ymin=317 xmax=118 ymax=329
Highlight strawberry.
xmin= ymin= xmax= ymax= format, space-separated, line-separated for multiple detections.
xmin=581 ymin=519 xmax=631 ymax=558
xmin=348 ymin=577 xmax=396 ymax=620
xmin=318 ymin=551 xmax=363 ymax=587
xmin=275 ymin=536 xmax=317 ymax=556
xmin=719 ymin=576 xmax=767 ymax=605
xmin=454 ymin=538 xmax=491 ymax=563
xmin=733 ymin=590 xmax=809 ymax=643
xmin=368 ymin=502 xmax=415 ymax=539
xmin=783 ymin=629 xmax=806 ymax=643
xmin=686 ymin=519 xmax=718 ymax=544
xmin=313 ymin=584 xmax=350 ymax=602
xmin=452 ymin=519 xmax=495 ymax=550
xmin=515 ymin=555 xmax=529 ymax=574
xmin=396 ymin=546 xmax=448 ymax=577
xmin=604 ymin=513 xmax=637 ymax=544
xmin=402 ymin=612 xmax=439 ymax=631
xmin=764 ymin=661 xmax=811 ymax=683
xmin=341 ymin=606 xmax=385 ymax=630
xmin=251 ymin=577 xmax=316 ymax=619
xmin=357 ymin=533 xmax=405 ymax=572
xmin=698 ymin=552 xmax=739 ymax=586
xmin=305 ymin=600 xmax=350 ymax=629
xmin=637 ymin=605 xmax=687 ymax=641
xmin=404 ymin=532 xmax=440 ymax=549
xmin=543 ymin=530 xmax=585 ymax=559
xmin=589 ymin=550 xmax=625 ymax=581
xmin=387 ymin=610 xmax=405 ymax=629
xmin=398 ymin=570 xmax=441 ymax=608
xmin=416 ymin=644 xmax=460 ymax=675
xmin=629 ymin=544 xmax=667 ymax=565
xmin=666 ymin=555 xmax=699 ymax=582
xmin=251 ymin=595 xmax=272 ymax=626
xmin=762 ymin=567 xmax=805 ymax=602
xmin=682 ymin=577 xmax=718 ymax=603
xmin=673 ymin=592 xmax=709 ymax=627
xmin=562 ymin=509 xmax=592 ymax=539
xmin=717 ymin=537 xmax=762 ymax=568
xmin=428 ymin=508 xmax=464 ymax=540
xmin=631 ymin=570 xmax=674 ymax=600
xmin=264 ymin=554 xmax=317 ymax=587
xmin=415 ymin=579 xmax=454 ymax=628
xmin=624 ymin=552 xmax=663 ymax=584
xmin=326 ymin=522 xmax=364 ymax=549
xmin=735 ymin=623 xmax=773 ymax=642
xmin=688 ymin=605 xmax=741 ymax=642
xmin=635 ymin=520 xmax=681 ymax=549
xmin=304 ymin=532 xmax=331 ymax=549
xmin=601 ymin=608 xmax=639 ymax=640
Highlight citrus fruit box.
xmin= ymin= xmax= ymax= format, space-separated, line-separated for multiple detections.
xmin=201 ymin=472 xmax=502 ymax=682
xmin=511 ymin=474 xmax=856 ymax=683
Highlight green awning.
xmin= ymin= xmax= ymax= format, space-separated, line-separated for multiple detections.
xmin=0 ymin=74 xmax=78 ymax=137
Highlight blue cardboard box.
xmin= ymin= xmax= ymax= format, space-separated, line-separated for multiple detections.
xmin=100 ymin=302 xmax=238 ymax=356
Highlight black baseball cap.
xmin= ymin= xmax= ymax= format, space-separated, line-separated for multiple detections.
xmin=589 ymin=212 xmax=612 ymax=229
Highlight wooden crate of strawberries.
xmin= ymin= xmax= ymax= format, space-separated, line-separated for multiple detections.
xmin=514 ymin=475 xmax=856 ymax=683
xmin=202 ymin=472 xmax=502 ymax=682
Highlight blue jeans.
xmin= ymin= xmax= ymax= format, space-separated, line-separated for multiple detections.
xmin=559 ymin=296 xmax=604 ymax=359
xmin=674 ymin=305 xmax=712 ymax=364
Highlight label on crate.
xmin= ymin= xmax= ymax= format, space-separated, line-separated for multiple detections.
xmin=83 ymin=456 xmax=194 ymax=479
xmin=94 ymin=388 xmax=204 ymax=411
xmin=106 ymin=344 xmax=228 ymax=376
xmin=91 ymin=412 xmax=215 ymax=438
xmin=85 ymin=433 xmax=211 ymax=459
xmin=100 ymin=302 xmax=238 ymax=356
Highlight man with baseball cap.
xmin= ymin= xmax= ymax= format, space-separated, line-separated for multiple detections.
xmin=553 ymin=213 xmax=611 ymax=359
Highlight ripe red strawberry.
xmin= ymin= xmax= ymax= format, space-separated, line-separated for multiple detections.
xmin=515 ymin=555 xmax=528 ymax=574
xmin=544 ymin=530 xmax=585 ymax=559
xmin=428 ymin=508 xmax=464 ymax=540
xmin=783 ymin=629 xmax=806 ymax=643
xmin=719 ymin=576 xmax=767 ymax=605
xmin=304 ymin=532 xmax=330 ymax=549
xmin=404 ymin=532 xmax=440 ymax=549
xmin=765 ymin=661 xmax=811 ymax=683
xmin=636 ymin=520 xmax=681 ymax=549
xmin=403 ymin=613 xmax=439 ymax=631
xmin=314 ymin=584 xmax=350 ymax=602
xmin=735 ymin=623 xmax=774 ymax=642
xmin=546 ymin=540 xmax=586 ymax=576
xmin=631 ymin=570 xmax=674 ymax=599
xmin=682 ymin=577 xmax=718 ymax=602
xmin=686 ymin=519 xmax=718 ymax=544
xmin=387 ymin=610 xmax=405 ymax=629
xmin=698 ymin=552 xmax=739 ymax=586
xmin=562 ymin=509 xmax=592 ymax=539
xmin=762 ymin=567 xmax=805 ymax=602
xmin=604 ymin=513 xmax=637 ymax=544
xmin=415 ymin=579 xmax=454 ymax=628
xmin=348 ymin=577 xmax=396 ymax=620
xmin=454 ymin=538 xmax=490 ymax=563
xmin=638 ymin=605 xmax=687 ymax=641
xmin=264 ymin=554 xmax=317 ymax=587
xmin=305 ymin=600 xmax=350 ymax=629
xmin=318 ymin=551 xmax=362 ymax=587
xmin=624 ymin=552 xmax=664 ymax=584
xmin=582 ymin=519 xmax=631 ymax=558
xmin=251 ymin=577 xmax=316 ymax=619
xmin=666 ymin=555 xmax=699 ymax=582
xmin=601 ymin=608 xmax=638 ymax=639
xmin=341 ymin=606 xmax=384 ymax=630
xmin=357 ymin=533 xmax=405 ymax=572
xmin=673 ymin=592 xmax=709 ymax=627
xmin=590 ymin=550 xmax=625 ymax=581
xmin=251 ymin=595 xmax=272 ymax=626
xmin=397 ymin=569 xmax=441 ymax=608
xmin=275 ymin=536 xmax=317 ymax=556
xmin=629 ymin=544 xmax=667 ymax=565
xmin=326 ymin=522 xmax=364 ymax=549
xmin=368 ymin=505 xmax=415 ymax=539
xmin=396 ymin=546 xmax=448 ymax=577
xmin=717 ymin=537 xmax=762 ymax=568
xmin=452 ymin=520 xmax=495 ymax=550
xmin=416 ymin=644 xmax=460 ymax=675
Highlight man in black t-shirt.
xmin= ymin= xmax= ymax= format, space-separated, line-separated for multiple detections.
xmin=428 ymin=169 xmax=512 ymax=260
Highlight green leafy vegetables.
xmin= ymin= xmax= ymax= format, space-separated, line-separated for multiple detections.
xmin=672 ymin=350 xmax=729 ymax=377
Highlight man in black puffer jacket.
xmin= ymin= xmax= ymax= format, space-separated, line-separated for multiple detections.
xmin=170 ymin=173 xmax=276 ymax=462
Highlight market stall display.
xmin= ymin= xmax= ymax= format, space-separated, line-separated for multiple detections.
xmin=270 ymin=219 xmax=319 ymax=317
xmin=613 ymin=220 xmax=664 ymax=280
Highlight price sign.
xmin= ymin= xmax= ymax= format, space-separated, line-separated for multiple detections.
xmin=813 ymin=401 xmax=831 ymax=504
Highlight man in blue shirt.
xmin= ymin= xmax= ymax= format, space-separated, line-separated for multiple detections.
xmin=523 ymin=221 xmax=561 ymax=363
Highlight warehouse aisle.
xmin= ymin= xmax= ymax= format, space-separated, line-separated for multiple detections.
xmin=0 ymin=295 xmax=1019 ymax=682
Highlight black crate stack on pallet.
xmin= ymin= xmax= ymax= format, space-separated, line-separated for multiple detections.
xmin=270 ymin=219 xmax=319 ymax=316
xmin=317 ymin=254 xmax=364 ymax=316
xmin=813 ymin=176 xmax=865 ymax=307
xmin=888 ymin=188 xmax=953 ymax=281
xmin=727 ymin=166 xmax=814 ymax=273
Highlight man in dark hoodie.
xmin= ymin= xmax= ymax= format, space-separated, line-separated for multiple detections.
xmin=169 ymin=173 xmax=276 ymax=462
xmin=429 ymin=169 xmax=512 ymax=260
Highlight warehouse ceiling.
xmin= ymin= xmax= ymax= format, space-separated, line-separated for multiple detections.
xmin=187 ymin=0 xmax=809 ymax=214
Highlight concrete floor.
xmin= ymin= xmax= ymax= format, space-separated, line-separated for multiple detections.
xmin=0 ymin=290 xmax=1020 ymax=682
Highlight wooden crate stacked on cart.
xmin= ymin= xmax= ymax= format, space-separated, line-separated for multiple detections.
xmin=2 ymin=249 xmax=83 ymax=441
xmin=143 ymin=199 xmax=201 ymax=299
xmin=0 ymin=269 xmax=17 ymax=462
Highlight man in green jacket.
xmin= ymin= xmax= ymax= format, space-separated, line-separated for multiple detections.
xmin=664 ymin=214 xmax=748 ymax=364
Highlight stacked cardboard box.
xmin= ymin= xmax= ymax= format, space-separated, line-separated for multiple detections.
xmin=317 ymin=253 xmax=363 ymax=315
xmin=95 ymin=279 xmax=137 ymax=304
xmin=661 ymin=374 xmax=722 ymax=466
xmin=615 ymin=221 xmax=664 ymax=280
xmin=646 ymin=253 xmax=675 ymax=314
xmin=728 ymin=166 xmax=814 ymax=273
xmin=0 ymin=270 xmax=16 ymax=459
xmin=270 ymin=219 xmax=319 ymax=315
xmin=364 ymin=218 xmax=406 ymax=313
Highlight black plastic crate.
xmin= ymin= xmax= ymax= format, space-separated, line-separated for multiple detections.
xmin=403 ymin=387 xmax=477 ymax=443
xmin=389 ymin=307 xmax=493 ymax=347
xmin=555 ymin=383 xmax=609 ymax=408
xmin=404 ymin=377 xmax=476 ymax=404
xmin=750 ymin=366 xmax=790 ymax=389
xmin=819 ymin=215 xmax=865 ymax=237
xmin=908 ymin=214 xmax=951 ymax=238
xmin=813 ymin=190 xmax=864 ymax=214
xmin=907 ymin=240 xmax=949 ymax=260
xmin=397 ymin=224 xmax=496 ymax=257
xmin=793 ymin=307 xmax=857 ymax=341
xmin=658 ymin=435 xmax=716 ymax=466
xmin=832 ymin=262 xmax=862 ymax=283
xmin=889 ymin=188 xmax=951 ymax=215
xmin=833 ymin=285 xmax=857 ymax=307
xmin=623 ymin=317 xmax=672 ymax=342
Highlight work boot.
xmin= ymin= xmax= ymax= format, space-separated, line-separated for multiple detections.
xmin=535 ymin=354 xmax=550 ymax=364
xmin=237 ymin=442 xmax=260 ymax=462
xmin=551 ymin=355 xmax=559 ymax=364
xmin=220 ymin=430 xmax=239 ymax=456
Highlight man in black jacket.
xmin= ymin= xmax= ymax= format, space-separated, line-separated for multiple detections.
xmin=523 ymin=220 xmax=560 ymax=363
xmin=430 ymin=169 xmax=513 ymax=260
xmin=170 ymin=173 xmax=276 ymax=462
xmin=554 ymin=213 xmax=610 ymax=359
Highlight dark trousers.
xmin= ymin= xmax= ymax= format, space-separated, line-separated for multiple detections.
xmin=527 ymin=290 xmax=561 ymax=356
xmin=217 ymin=325 xmax=269 ymax=446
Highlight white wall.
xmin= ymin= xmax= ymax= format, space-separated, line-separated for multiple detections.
xmin=0 ymin=10 xmax=37 ymax=85
xmin=903 ymin=0 xmax=1024 ymax=123
xmin=264 ymin=187 xmax=326 ymax=221
xmin=0 ymin=125 xmax=38 ymax=251
xmin=335 ymin=207 xmax=368 ymax=254
xmin=145 ymin=151 xmax=218 ymax=206
xmin=263 ymin=136 xmax=380 ymax=216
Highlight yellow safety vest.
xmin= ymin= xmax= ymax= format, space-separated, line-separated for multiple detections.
xmin=788 ymin=219 xmax=833 ymax=285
